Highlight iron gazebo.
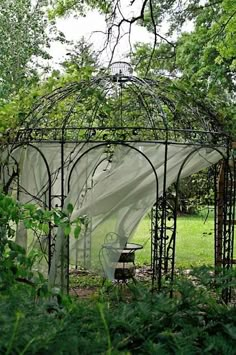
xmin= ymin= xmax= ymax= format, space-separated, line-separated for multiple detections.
xmin=2 ymin=62 xmax=235 ymax=302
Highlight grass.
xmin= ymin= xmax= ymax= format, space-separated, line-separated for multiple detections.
xmin=132 ymin=209 xmax=236 ymax=268
xmin=69 ymin=209 xmax=235 ymax=273
xmin=69 ymin=212 xmax=218 ymax=288
xmin=175 ymin=215 xmax=214 ymax=268
xmin=27 ymin=209 xmax=235 ymax=274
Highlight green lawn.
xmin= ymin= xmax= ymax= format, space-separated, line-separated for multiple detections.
xmin=27 ymin=211 xmax=235 ymax=271
xmin=132 ymin=212 xmax=235 ymax=268
xmin=175 ymin=215 xmax=214 ymax=267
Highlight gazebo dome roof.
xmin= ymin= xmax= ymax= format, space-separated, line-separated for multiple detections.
xmin=18 ymin=62 xmax=224 ymax=144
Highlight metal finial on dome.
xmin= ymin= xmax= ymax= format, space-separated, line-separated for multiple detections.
xmin=109 ymin=61 xmax=133 ymax=76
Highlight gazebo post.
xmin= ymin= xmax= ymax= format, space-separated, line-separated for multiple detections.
xmin=215 ymin=160 xmax=224 ymax=268
xmin=215 ymin=143 xmax=236 ymax=302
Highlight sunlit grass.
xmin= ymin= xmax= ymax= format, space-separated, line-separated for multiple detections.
xmin=27 ymin=210 xmax=235 ymax=272
xmin=132 ymin=210 xmax=236 ymax=268
xmin=175 ymin=215 xmax=214 ymax=268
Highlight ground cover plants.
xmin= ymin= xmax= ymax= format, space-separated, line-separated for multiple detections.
xmin=1 ymin=268 xmax=236 ymax=354
xmin=1 ymin=193 xmax=236 ymax=354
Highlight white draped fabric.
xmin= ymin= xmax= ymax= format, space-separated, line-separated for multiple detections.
xmin=4 ymin=142 xmax=225 ymax=285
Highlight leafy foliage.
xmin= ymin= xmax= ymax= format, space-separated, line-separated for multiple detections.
xmin=133 ymin=0 xmax=236 ymax=131
xmin=0 ymin=185 xmax=235 ymax=355
xmin=0 ymin=0 xmax=53 ymax=101
xmin=0 ymin=268 xmax=236 ymax=354
xmin=0 ymin=193 xmax=83 ymax=291
xmin=49 ymin=0 xmax=111 ymax=18
xmin=0 ymin=39 xmax=99 ymax=132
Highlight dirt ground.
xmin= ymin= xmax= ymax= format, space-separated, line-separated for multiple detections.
xmin=69 ymin=265 xmax=153 ymax=298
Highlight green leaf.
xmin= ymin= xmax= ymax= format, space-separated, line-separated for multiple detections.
xmin=41 ymin=223 xmax=49 ymax=235
xmin=74 ymin=225 xmax=81 ymax=239
xmin=53 ymin=211 xmax=62 ymax=225
xmin=23 ymin=219 xmax=32 ymax=229
xmin=67 ymin=203 xmax=74 ymax=214
xmin=64 ymin=224 xmax=71 ymax=236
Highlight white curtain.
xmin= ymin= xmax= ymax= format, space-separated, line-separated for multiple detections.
xmin=4 ymin=142 xmax=225 ymax=284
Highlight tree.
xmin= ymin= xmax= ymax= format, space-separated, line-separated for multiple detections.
xmin=0 ymin=39 xmax=100 ymax=132
xmin=49 ymin=1 xmax=204 ymax=64
xmin=133 ymin=1 xmax=236 ymax=88
xmin=50 ymin=0 xmax=235 ymax=93
xmin=49 ymin=0 xmax=111 ymax=17
xmin=130 ymin=1 xmax=236 ymax=132
xmin=0 ymin=0 xmax=58 ymax=101
xmin=61 ymin=37 xmax=99 ymax=79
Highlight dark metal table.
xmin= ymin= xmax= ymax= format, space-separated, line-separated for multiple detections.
xmin=102 ymin=242 xmax=143 ymax=281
